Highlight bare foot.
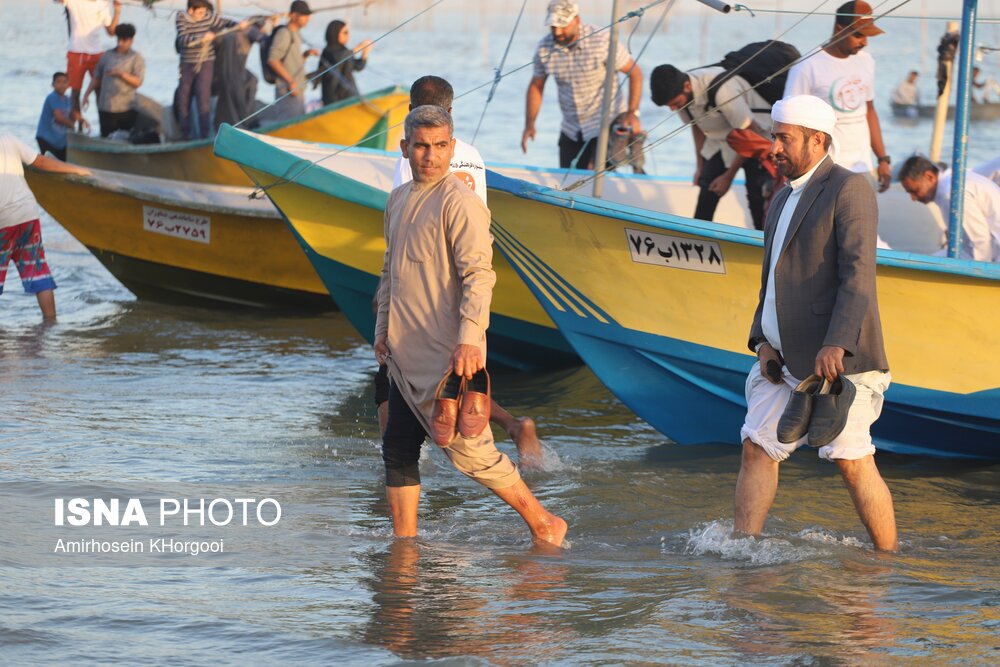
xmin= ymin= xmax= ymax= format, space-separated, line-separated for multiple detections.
xmin=509 ymin=417 xmax=543 ymax=468
xmin=531 ymin=514 xmax=568 ymax=549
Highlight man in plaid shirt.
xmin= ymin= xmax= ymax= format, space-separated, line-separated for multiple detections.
xmin=522 ymin=0 xmax=643 ymax=170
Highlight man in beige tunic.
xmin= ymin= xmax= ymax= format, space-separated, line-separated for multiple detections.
xmin=373 ymin=105 xmax=567 ymax=547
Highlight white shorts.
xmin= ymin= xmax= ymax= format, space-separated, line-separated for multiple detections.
xmin=740 ymin=362 xmax=891 ymax=462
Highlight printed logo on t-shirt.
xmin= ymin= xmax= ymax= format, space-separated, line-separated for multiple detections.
xmin=454 ymin=171 xmax=476 ymax=191
xmin=828 ymin=76 xmax=868 ymax=113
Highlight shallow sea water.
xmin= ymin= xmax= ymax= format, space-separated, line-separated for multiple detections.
xmin=2 ymin=1 xmax=999 ymax=665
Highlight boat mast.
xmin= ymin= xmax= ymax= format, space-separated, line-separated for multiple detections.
xmin=947 ymin=0 xmax=978 ymax=259
xmin=592 ymin=0 xmax=622 ymax=199
xmin=930 ymin=22 xmax=958 ymax=163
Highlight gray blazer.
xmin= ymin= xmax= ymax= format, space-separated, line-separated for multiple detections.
xmin=749 ymin=157 xmax=889 ymax=379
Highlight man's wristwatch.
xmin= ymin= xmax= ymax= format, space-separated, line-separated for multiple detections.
xmin=753 ymin=340 xmax=768 ymax=354
xmin=877 ymin=155 xmax=891 ymax=165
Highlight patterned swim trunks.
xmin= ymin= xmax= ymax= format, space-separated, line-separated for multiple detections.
xmin=1 ymin=219 xmax=57 ymax=295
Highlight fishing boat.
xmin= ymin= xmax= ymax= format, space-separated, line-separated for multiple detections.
xmin=212 ymin=124 xmax=943 ymax=369
xmin=67 ymin=85 xmax=409 ymax=187
xmin=486 ymin=168 xmax=999 ymax=459
xmin=26 ymin=167 xmax=330 ymax=308
xmin=890 ymin=100 xmax=1000 ymax=121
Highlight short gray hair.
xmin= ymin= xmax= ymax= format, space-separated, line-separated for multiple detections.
xmin=404 ymin=105 xmax=453 ymax=140
xmin=898 ymin=154 xmax=939 ymax=181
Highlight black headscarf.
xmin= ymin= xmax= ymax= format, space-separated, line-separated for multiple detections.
xmin=326 ymin=20 xmax=346 ymax=47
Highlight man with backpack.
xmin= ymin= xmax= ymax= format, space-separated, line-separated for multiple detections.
xmin=265 ymin=1 xmax=318 ymax=121
xmin=651 ymin=53 xmax=786 ymax=231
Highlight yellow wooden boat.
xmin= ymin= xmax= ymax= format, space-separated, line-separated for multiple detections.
xmin=67 ymin=85 xmax=409 ymax=187
xmin=26 ymin=167 xmax=330 ymax=308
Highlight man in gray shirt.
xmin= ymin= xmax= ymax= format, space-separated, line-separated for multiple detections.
xmin=267 ymin=1 xmax=318 ymax=121
xmin=83 ymin=23 xmax=144 ymax=137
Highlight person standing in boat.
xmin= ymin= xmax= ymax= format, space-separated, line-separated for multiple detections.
xmin=649 ymin=64 xmax=774 ymax=230
xmin=381 ymin=75 xmax=544 ymax=466
xmin=783 ymin=1 xmax=893 ymax=192
xmin=736 ymin=95 xmax=898 ymax=552
xmin=521 ymin=0 xmax=642 ymax=170
xmin=267 ymin=1 xmax=319 ymax=121
xmin=174 ymin=0 xmax=249 ymax=140
xmin=312 ymin=20 xmax=372 ymax=106
xmin=82 ymin=23 xmax=144 ymax=138
xmin=36 ymin=72 xmax=80 ymax=161
xmin=0 ymin=132 xmax=90 ymax=320
xmin=898 ymin=155 xmax=1000 ymax=263
xmin=891 ymin=71 xmax=920 ymax=107
xmin=55 ymin=0 xmax=122 ymax=129
xmin=374 ymin=106 xmax=567 ymax=546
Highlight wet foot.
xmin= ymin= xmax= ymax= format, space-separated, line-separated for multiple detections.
xmin=510 ymin=417 xmax=543 ymax=469
xmin=532 ymin=514 xmax=568 ymax=549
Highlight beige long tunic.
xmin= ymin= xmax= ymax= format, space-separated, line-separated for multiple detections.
xmin=375 ymin=172 xmax=518 ymax=489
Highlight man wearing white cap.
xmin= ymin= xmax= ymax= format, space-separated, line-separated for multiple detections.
xmin=737 ymin=95 xmax=898 ymax=551
xmin=783 ymin=1 xmax=892 ymax=192
xmin=522 ymin=0 xmax=643 ymax=169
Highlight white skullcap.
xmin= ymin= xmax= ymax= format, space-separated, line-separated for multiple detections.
xmin=771 ymin=95 xmax=837 ymax=135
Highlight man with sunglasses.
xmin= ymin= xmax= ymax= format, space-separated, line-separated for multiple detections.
xmin=783 ymin=1 xmax=892 ymax=192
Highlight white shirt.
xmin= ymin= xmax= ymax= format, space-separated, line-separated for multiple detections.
xmin=392 ymin=136 xmax=487 ymax=206
xmin=974 ymin=156 xmax=1000 ymax=188
xmin=64 ymin=0 xmax=114 ymax=55
xmin=0 ymin=134 xmax=41 ymax=230
xmin=761 ymin=157 xmax=827 ymax=352
xmin=686 ymin=68 xmax=771 ymax=167
xmin=784 ymin=50 xmax=876 ymax=173
xmin=933 ymin=169 xmax=1000 ymax=262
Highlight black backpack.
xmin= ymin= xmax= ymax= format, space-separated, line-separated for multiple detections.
xmin=259 ymin=25 xmax=287 ymax=84
xmin=705 ymin=41 xmax=801 ymax=112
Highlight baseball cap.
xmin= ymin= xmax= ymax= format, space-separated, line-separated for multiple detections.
xmin=289 ymin=0 xmax=312 ymax=15
xmin=835 ymin=1 xmax=884 ymax=36
xmin=545 ymin=0 xmax=579 ymax=28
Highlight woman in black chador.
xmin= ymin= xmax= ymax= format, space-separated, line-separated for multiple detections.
xmin=314 ymin=20 xmax=372 ymax=105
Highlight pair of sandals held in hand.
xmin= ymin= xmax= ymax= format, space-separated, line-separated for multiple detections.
xmin=431 ymin=368 xmax=491 ymax=446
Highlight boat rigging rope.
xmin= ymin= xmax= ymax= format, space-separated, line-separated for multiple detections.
xmin=235 ymin=0 xmax=447 ymax=131
xmin=470 ymin=0 xmax=529 ymax=145
xmin=246 ymin=0 xmax=672 ymax=198
xmin=563 ymin=0 xmax=914 ymax=194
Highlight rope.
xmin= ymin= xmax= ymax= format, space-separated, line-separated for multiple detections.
xmin=733 ymin=4 xmax=1000 ymax=23
xmin=471 ymin=0 xmax=529 ymax=145
xmin=247 ymin=0 xmax=672 ymax=198
xmin=565 ymin=0 xmax=915 ymax=193
xmin=235 ymin=0 xmax=446 ymax=130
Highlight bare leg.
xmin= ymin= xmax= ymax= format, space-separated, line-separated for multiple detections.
xmin=386 ymin=485 xmax=420 ymax=538
xmin=490 ymin=401 xmax=543 ymax=466
xmin=377 ymin=401 xmax=388 ymax=437
xmin=35 ymin=289 xmax=56 ymax=321
xmin=733 ymin=439 xmax=779 ymax=538
xmin=836 ymin=456 xmax=899 ymax=552
xmin=491 ymin=479 xmax=567 ymax=547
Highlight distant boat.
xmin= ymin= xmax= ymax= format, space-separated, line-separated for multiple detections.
xmin=890 ymin=99 xmax=1000 ymax=121
xmin=26 ymin=167 xmax=330 ymax=309
xmin=67 ymin=85 xmax=410 ymax=186
xmin=485 ymin=169 xmax=1000 ymax=459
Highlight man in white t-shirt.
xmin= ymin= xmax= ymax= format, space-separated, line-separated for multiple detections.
xmin=56 ymin=0 xmax=122 ymax=124
xmin=899 ymin=155 xmax=1000 ymax=263
xmin=1 ymin=133 xmax=90 ymax=320
xmin=783 ymin=1 xmax=892 ymax=192
xmin=383 ymin=76 xmax=543 ymax=466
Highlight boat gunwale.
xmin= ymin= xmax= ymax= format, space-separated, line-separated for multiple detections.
xmin=67 ymin=85 xmax=409 ymax=156
xmin=29 ymin=167 xmax=280 ymax=219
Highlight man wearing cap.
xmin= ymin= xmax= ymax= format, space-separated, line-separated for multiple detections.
xmin=522 ymin=0 xmax=643 ymax=170
xmin=783 ymin=1 xmax=893 ymax=192
xmin=737 ymin=95 xmax=897 ymax=551
xmin=267 ymin=1 xmax=318 ymax=120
